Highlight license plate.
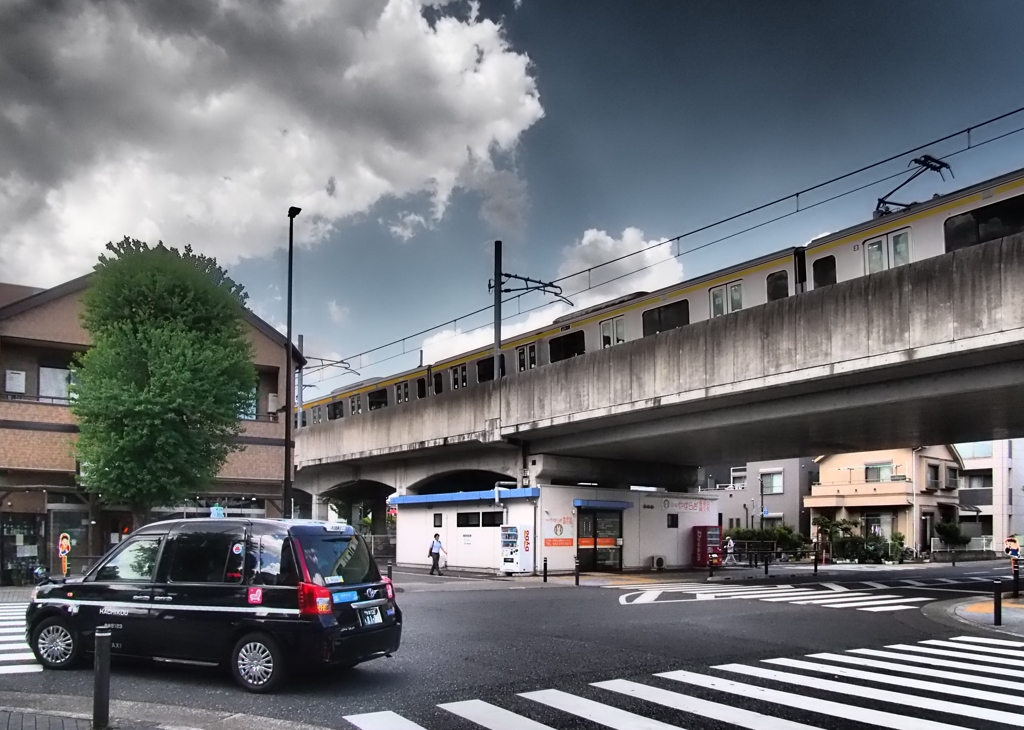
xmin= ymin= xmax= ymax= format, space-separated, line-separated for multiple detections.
xmin=360 ymin=607 xmax=382 ymax=626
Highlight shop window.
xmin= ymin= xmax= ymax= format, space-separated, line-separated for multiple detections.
xmin=456 ymin=512 xmax=480 ymax=527
xmin=417 ymin=378 xmax=427 ymax=399
xmin=549 ymin=330 xmax=586 ymax=363
xmin=95 ymin=537 xmax=163 ymax=582
xmin=166 ymin=528 xmax=245 ymax=584
xmin=766 ymin=271 xmax=789 ymax=302
xmin=433 ymin=513 xmax=442 ymax=528
xmin=642 ymin=300 xmax=689 ymax=337
xmin=812 ymin=256 xmax=837 ymax=288
xmin=667 ymin=513 xmax=679 ymax=528
xmin=481 ymin=511 xmax=504 ymax=527
xmin=368 ymin=388 xmax=388 ymax=411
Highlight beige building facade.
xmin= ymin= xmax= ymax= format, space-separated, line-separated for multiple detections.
xmin=0 ymin=276 xmax=302 ymax=583
xmin=803 ymin=445 xmax=962 ymax=553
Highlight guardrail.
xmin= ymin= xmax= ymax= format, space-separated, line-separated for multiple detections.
xmin=931 ymin=536 xmax=994 ymax=552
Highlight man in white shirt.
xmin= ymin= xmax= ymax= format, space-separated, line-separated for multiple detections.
xmin=429 ymin=533 xmax=447 ymax=576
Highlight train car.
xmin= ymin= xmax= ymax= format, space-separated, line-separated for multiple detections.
xmin=805 ymin=165 xmax=1024 ymax=290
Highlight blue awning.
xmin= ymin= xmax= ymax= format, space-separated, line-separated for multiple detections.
xmin=391 ymin=487 xmax=539 ymax=506
xmin=573 ymin=499 xmax=633 ymax=510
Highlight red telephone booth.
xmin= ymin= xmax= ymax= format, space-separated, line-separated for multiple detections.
xmin=692 ymin=525 xmax=722 ymax=567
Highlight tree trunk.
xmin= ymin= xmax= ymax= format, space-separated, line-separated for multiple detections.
xmin=130 ymin=504 xmax=152 ymax=532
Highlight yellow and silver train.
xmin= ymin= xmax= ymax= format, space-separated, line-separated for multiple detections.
xmin=299 ymin=164 xmax=1024 ymax=426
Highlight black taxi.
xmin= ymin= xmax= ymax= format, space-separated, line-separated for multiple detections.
xmin=26 ymin=518 xmax=401 ymax=692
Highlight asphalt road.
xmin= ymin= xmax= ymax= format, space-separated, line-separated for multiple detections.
xmin=0 ymin=561 xmax=1019 ymax=729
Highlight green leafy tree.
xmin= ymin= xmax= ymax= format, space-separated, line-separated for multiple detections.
xmin=935 ymin=520 xmax=972 ymax=549
xmin=72 ymin=237 xmax=257 ymax=528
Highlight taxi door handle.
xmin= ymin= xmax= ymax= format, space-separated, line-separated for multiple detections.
xmin=132 ymin=594 xmax=150 ymax=601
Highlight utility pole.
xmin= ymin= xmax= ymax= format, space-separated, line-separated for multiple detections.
xmin=284 ymin=205 xmax=301 ymax=519
xmin=296 ymin=334 xmax=304 ymax=430
xmin=759 ymin=477 xmax=765 ymax=531
xmin=493 ymin=240 xmax=502 ymax=379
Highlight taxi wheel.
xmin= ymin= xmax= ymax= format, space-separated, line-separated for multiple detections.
xmin=231 ymin=633 xmax=285 ymax=693
xmin=31 ymin=617 xmax=81 ymax=669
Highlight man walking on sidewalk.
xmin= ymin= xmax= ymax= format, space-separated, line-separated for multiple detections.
xmin=429 ymin=533 xmax=447 ymax=576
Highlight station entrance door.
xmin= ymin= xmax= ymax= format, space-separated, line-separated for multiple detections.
xmin=576 ymin=510 xmax=623 ymax=571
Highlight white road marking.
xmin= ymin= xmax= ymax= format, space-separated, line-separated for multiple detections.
xmin=853 ymin=647 xmax=1024 ymax=676
xmin=921 ymin=639 xmax=1024 ymax=659
xmin=0 ymin=664 xmax=41 ymax=675
xmin=763 ymin=657 xmax=1024 ymax=708
xmin=859 ymin=605 xmax=919 ymax=612
xmin=822 ymin=597 xmax=932 ymax=609
xmin=659 ymin=668 xmax=969 ymax=730
xmin=714 ymin=663 xmax=1024 ymax=726
xmin=901 ymin=580 xmax=927 ymax=586
xmin=343 ymin=711 xmax=428 ymax=730
xmin=862 ymin=581 xmax=888 ymax=589
xmin=950 ymin=635 xmax=1024 ymax=648
xmin=882 ymin=643 xmax=1020 ymax=666
xmin=440 ymin=699 xmax=554 ymax=729
xmin=759 ymin=590 xmax=864 ymax=602
xmin=594 ymin=678 xmax=823 ymax=730
xmin=808 ymin=651 xmax=1024 ymax=692
xmin=819 ymin=583 xmax=848 ymax=591
xmin=0 ymin=652 xmax=39 ymax=662
xmin=789 ymin=593 xmax=892 ymax=605
xmin=630 ymin=591 xmax=662 ymax=604
xmin=522 ymin=688 xmax=678 ymax=729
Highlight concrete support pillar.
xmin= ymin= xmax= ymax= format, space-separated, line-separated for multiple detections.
xmin=370 ymin=496 xmax=388 ymax=535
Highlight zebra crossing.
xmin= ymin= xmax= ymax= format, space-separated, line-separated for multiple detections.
xmin=0 ymin=604 xmax=40 ymax=675
xmin=613 ymin=581 xmax=939 ymax=611
xmin=343 ymin=635 xmax=1024 ymax=729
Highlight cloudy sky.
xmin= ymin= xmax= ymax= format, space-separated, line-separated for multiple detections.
xmin=3 ymin=1 xmax=1024 ymax=398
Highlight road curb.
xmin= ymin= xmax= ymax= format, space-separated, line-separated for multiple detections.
xmin=920 ymin=595 xmax=1024 ymax=639
xmin=0 ymin=692 xmax=332 ymax=730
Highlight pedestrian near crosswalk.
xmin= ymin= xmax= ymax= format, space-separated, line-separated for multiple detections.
xmin=0 ymin=604 xmax=41 ymax=675
xmin=344 ymin=634 xmax=1024 ymax=729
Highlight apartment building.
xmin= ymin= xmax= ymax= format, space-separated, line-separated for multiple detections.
xmin=0 ymin=276 xmax=303 ymax=583
xmin=803 ymin=446 xmax=962 ymax=553
xmin=955 ymin=440 xmax=1024 ymax=547
xmin=712 ymin=459 xmax=817 ymax=537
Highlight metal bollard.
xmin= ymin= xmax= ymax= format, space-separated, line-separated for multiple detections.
xmin=764 ymin=553 xmax=769 ymax=577
xmin=574 ymin=556 xmax=579 ymax=586
xmin=387 ymin=561 xmax=393 ymax=582
xmin=813 ymin=550 xmax=819 ymax=575
xmin=1013 ymin=558 xmax=1019 ymax=599
xmin=709 ymin=556 xmax=714 ymax=578
xmin=94 ymin=625 xmax=112 ymax=730
xmin=951 ymin=551 xmax=956 ymax=568
xmin=748 ymin=551 xmax=753 ymax=568
xmin=543 ymin=557 xmax=548 ymax=583
xmin=995 ymin=580 xmax=1003 ymax=626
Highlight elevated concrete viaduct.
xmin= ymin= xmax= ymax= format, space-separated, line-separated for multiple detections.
xmin=296 ymin=235 xmax=1024 ymax=512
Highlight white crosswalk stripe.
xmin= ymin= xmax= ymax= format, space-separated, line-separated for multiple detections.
xmin=615 ymin=581 xmax=936 ymax=612
xmin=0 ymin=604 xmax=41 ymax=676
xmin=345 ymin=633 xmax=1024 ymax=729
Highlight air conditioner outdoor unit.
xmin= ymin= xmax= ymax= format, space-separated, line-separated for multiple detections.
xmin=267 ymin=393 xmax=280 ymax=414
xmin=651 ymin=555 xmax=667 ymax=571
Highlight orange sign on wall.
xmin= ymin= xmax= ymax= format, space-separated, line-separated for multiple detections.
xmin=544 ymin=538 xmax=574 ymax=547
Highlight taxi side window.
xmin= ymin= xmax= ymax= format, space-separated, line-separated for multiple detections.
xmin=165 ymin=527 xmax=246 ymax=584
xmin=94 ymin=537 xmax=163 ymax=582
xmin=252 ymin=535 xmax=299 ymax=586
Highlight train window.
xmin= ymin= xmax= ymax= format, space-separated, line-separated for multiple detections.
xmin=711 ymin=282 xmax=742 ymax=316
xmin=549 ymin=331 xmax=586 ymax=363
xmin=433 ymin=372 xmax=444 ymax=395
xmin=395 ymin=383 xmax=402 ymax=404
xmin=311 ymin=405 xmax=322 ymax=424
xmin=711 ymin=286 xmax=725 ymax=317
xmin=349 ymin=395 xmax=362 ymax=415
xmin=766 ymin=271 xmax=789 ymax=302
xmin=476 ymin=355 xmax=506 ymax=382
xmin=944 ymin=195 xmax=1024 ymax=253
xmin=326 ymin=402 xmax=343 ymax=420
xmin=600 ymin=316 xmax=625 ymax=348
xmin=368 ymin=388 xmax=388 ymax=411
xmin=450 ymin=364 xmax=467 ymax=390
xmin=518 ymin=347 xmax=526 ymax=372
xmin=516 ymin=344 xmax=537 ymax=372
xmin=417 ymin=378 xmax=427 ymax=399
xmin=403 ymin=381 xmax=410 ymax=402
xmin=642 ymin=299 xmax=689 ymax=336
xmin=295 ymin=410 xmax=307 ymax=428
xmin=812 ymin=256 xmax=837 ymax=288
xmin=461 ymin=365 xmax=467 ymax=388
xmin=891 ymin=230 xmax=911 ymax=267
xmin=865 ymin=238 xmax=886 ymax=274
xmin=729 ymin=282 xmax=743 ymax=312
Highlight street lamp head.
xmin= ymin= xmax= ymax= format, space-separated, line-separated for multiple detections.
xmin=288 ymin=206 xmax=301 ymax=219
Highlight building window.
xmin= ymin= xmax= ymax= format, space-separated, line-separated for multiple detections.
xmin=944 ymin=195 xmax=1024 ymax=253
xmin=730 ymin=467 xmax=747 ymax=489
xmin=238 ymin=386 xmax=258 ymax=420
xmin=433 ymin=513 xmax=442 ymax=528
xmin=926 ymin=463 xmax=940 ymax=490
xmin=600 ymin=316 xmax=626 ymax=348
xmin=456 ymin=512 xmax=480 ymax=527
xmin=946 ymin=467 xmax=960 ymax=489
xmin=642 ymin=300 xmax=689 ymax=337
xmin=38 ymin=367 xmax=70 ymax=403
xmin=549 ymin=330 xmax=586 ymax=363
xmin=762 ymin=517 xmax=782 ymax=529
xmin=481 ymin=511 xmax=504 ymax=527
xmin=812 ymin=256 xmax=837 ymax=288
xmin=760 ymin=471 xmax=783 ymax=494
xmin=417 ymin=378 xmax=427 ymax=399
xmin=667 ymin=513 xmax=679 ymax=528
xmin=766 ymin=271 xmax=789 ymax=302
xmin=966 ymin=473 xmax=993 ymax=489
xmin=368 ymin=388 xmax=388 ymax=411
xmin=865 ymin=462 xmax=893 ymax=483
xmin=710 ymin=282 xmax=742 ymax=317
xmin=433 ymin=372 xmax=444 ymax=395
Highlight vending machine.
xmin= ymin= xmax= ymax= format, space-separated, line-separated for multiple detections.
xmin=500 ymin=524 xmax=534 ymax=574
xmin=692 ymin=525 xmax=722 ymax=568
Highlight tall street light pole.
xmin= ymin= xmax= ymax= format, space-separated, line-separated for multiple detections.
xmin=284 ymin=206 xmax=301 ymax=519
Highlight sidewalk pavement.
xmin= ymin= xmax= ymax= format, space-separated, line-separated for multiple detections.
xmin=0 ymin=588 xmax=33 ymax=604
xmin=952 ymin=596 xmax=1024 ymax=637
xmin=0 ymin=708 xmax=163 ymax=729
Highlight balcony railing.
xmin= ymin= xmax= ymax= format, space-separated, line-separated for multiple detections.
xmin=930 ymin=536 xmax=994 ymax=552
xmin=1 ymin=393 xmax=71 ymax=405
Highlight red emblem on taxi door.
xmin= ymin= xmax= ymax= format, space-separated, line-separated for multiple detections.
xmin=248 ymin=587 xmax=263 ymax=605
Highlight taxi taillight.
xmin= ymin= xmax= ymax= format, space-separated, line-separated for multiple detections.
xmin=298 ymin=582 xmax=332 ymax=616
xmin=382 ymin=576 xmax=394 ymax=600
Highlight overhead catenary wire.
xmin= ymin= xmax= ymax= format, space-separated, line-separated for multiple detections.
xmin=305 ymin=105 xmax=1024 ymax=384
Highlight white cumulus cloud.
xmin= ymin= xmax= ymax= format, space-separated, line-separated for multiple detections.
xmin=328 ymin=300 xmax=350 ymax=325
xmin=0 ymin=0 xmax=544 ymax=286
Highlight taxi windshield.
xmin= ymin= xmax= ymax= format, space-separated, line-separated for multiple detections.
xmin=299 ymin=534 xmax=380 ymax=587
